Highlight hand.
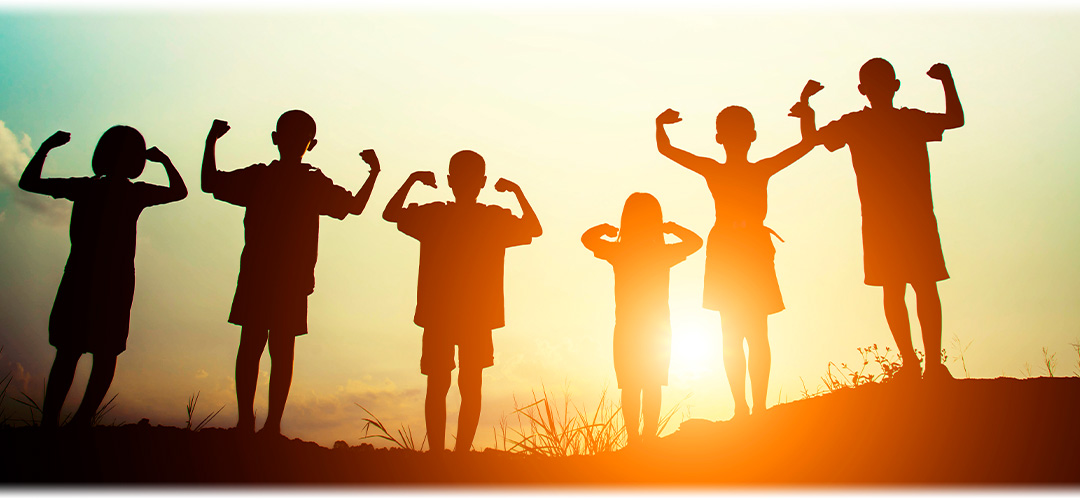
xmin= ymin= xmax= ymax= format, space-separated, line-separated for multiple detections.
xmin=927 ymin=63 xmax=952 ymax=81
xmin=800 ymin=80 xmax=824 ymax=102
xmin=656 ymin=109 xmax=682 ymax=125
xmin=41 ymin=131 xmax=71 ymax=150
xmin=410 ymin=171 xmax=437 ymax=188
xmin=359 ymin=149 xmax=380 ymax=173
xmin=788 ymin=101 xmax=814 ymax=118
xmin=494 ymin=178 xmax=520 ymax=193
xmin=207 ymin=119 xmax=230 ymax=140
xmin=145 ymin=146 xmax=170 ymax=164
xmin=599 ymin=223 xmax=619 ymax=238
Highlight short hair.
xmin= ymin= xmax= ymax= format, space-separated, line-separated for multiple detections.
xmin=715 ymin=105 xmax=755 ymax=137
xmin=92 ymin=125 xmax=146 ymax=178
xmin=276 ymin=110 xmax=317 ymax=141
xmin=859 ymin=58 xmax=896 ymax=86
xmin=448 ymin=150 xmax=485 ymax=177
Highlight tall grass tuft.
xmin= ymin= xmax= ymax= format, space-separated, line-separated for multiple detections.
xmin=185 ymin=391 xmax=224 ymax=431
xmin=494 ymin=384 xmax=687 ymax=456
xmin=356 ymin=402 xmax=426 ymax=451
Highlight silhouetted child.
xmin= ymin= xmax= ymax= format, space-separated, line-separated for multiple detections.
xmin=19 ymin=127 xmax=187 ymax=428
xmin=202 ymin=111 xmax=381 ymax=437
xmin=383 ymin=150 xmax=541 ymax=453
xmin=808 ymin=59 xmax=964 ymax=381
xmin=655 ymin=81 xmax=821 ymax=417
xmin=581 ymin=193 xmax=701 ymax=446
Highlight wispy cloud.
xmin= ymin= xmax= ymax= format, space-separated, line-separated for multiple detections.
xmin=0 ymin=120 xmax=71 ymax=225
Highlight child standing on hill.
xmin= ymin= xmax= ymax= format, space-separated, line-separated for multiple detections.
xmin=582 ymin=193 xmax=702 ymax=446
xmin=202 ymin=111 xmax=381 ymax=437
xmin=20 ymin=126 xmax=188 ymax=428
xmin=809 ymin=59 xmax=964 ymax=381
xmin=383 ymin=150 xmax=541 ymax=453
xmin=655 ymin=81 xmax=821 ymax=417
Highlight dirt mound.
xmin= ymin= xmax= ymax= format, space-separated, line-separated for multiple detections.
xmin=1 ymin=377 xmax=1077 ymax=485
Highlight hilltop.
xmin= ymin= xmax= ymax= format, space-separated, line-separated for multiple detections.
xmin=1 ymin=376 xmax=1077 ymax=486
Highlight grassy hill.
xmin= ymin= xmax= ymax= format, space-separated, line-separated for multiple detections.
xmin=1 ymin=376 xmax=1077 ymax=485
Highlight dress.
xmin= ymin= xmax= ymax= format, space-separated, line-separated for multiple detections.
xmin=701 ymin=164 xmax=785 ymax=316
xmin=41 ymin=176 xmax=176 ymax=355
xmin=591 ymin=241 xmax=689 ymax=389
xmin=213 ymin=161 xmax=356 ymax=335
xmin=818 ymin=106 xmax=949 ymax=285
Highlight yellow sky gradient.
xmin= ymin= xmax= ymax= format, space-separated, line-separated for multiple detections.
xmin=0 ymin=7 xmax=1078 ymax=449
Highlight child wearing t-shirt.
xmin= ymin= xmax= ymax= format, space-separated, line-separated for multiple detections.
xmin=582 ymin=192 xmax=701 ymax=446
xmin=202 ymin=111 xmax=381 ymax=437
xmin=383 ymin=150 xmax=541 ymax=453
xmin=809 ymin=59 xmax=964 ymax=381
xmin=20 ymin=126 xmax=187 ymax=428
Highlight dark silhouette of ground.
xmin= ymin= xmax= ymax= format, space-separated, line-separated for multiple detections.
xmin=2 ymin=377 xmax=1077 ymax=485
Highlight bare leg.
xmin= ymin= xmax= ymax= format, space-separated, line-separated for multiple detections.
xmin=913 ymin=281 xmax=951 ymax=379
xmin=425 ymin=371 xmax=452 ymax=453
xmin=745 ymin=314 xmax=771 ymax=415
xmin=455 ymin=367 xmax=483 ymax=452
xmin=42 ymin=349 xmax=81 ymax=428
xmin=69 ymin=353 xmax=117 ymax=427
xmin=883 ymin=284 xmax=918 ymax=366
xmin=721 ymin=314 xmax=749 ymax=417
xmin=641 ymin=385 xmax=661 ymax=441
xmin=621 ymin=386 xmax=641 ymax=446
xmin=261 ymin=331 xmax=295 ymax=436
xmin=235 ymin=327 xmax=268 ymax=432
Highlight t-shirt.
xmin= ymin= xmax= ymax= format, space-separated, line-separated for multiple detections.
xmin=396 ymin=201 xmax=534 ymax=330
xmin=589 ymin=241 xmax=690 ymax=328
xmin=701 ymin=161 xmax=771 ymax=228
xmin=213 ymin=161 xmax=354 ymax=296
xmin=42 ymin=176 xmax=176 ymax=276
xmin=818 ymin=106 xmax=946 ymax=231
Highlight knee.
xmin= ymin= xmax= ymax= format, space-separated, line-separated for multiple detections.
xmin=267 ymin=333 xmax=295 ymax=360
xmin=428 ymin=373 xmax=452 ymax=395
xmin=458 ymin=370 xmax=483 ymax=399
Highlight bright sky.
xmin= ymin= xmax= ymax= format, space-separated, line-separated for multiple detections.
xmin=0 ymin=5 xmax=1078 ymax=450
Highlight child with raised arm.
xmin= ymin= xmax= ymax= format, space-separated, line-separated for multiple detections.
xmin=20 ymin=126 xmax=187 ymax=428
xmin=383 ymin=150 xmax=541 ymax=453
xmin=202 ymin=111 xmax=381 ymax=437
xmin=808 ymin=59 xmax=964 ymax=381
xmin=582 ymin=193 xmax=702 ymax=447
xmin=655 ymin=80 xmax=821 ymax=418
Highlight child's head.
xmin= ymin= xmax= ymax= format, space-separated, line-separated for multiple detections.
xmin=92 ymin=125 xmax=147 ymax=179
xmin=272 ymin=110 xmax=318 ymax=161
xmin=858 ymin=58 xmax=900 ymax=105
xmin=714 ymin=105 xmax=757 ymax=149
xmin=447 ymin=150 xmax=486 ymax=203
xmin=618 ymin=192 xmax=664 ymax=246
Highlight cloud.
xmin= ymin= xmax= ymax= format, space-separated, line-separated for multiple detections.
xmin=285 ymin=375 xmax=425 ymax=447
xmin=0 ymin=120 xmax=71 ymax=225
xmin=195 ymin=369 xmax=209 ymax=379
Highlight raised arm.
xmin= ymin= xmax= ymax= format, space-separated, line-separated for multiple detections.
xmin=581 ymin=223 xmax=618 ymax=254
xmin=656 ymin=109 xmax=712 ymax=176
xmin=201 ymin=119 xmax=230 ymax=194
xmin=349 ymin=149 xmax=381 ymax=215
xmin=663 ymin=221 xmax=703 ymax=257
xmin=383 ymin=171 xmax=435 ymax=223
xmin=762 ymin=80 xmax=826 ymax=177
xmin=144 ymin=147 xmax=187 ymax=204
xmin=494 ymin=178 xmax=542 ymax=238
xmin=927 ymin=63 xmax=964 ymax=130
xmin=19 ymin=131 xmax=70 ymax=194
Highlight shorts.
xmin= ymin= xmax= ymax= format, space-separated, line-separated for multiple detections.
xmin=703 ymin=225 xmax=785 ymax=316
xmin=227 ymin=278 xmax=308 ymax=336
xmin=861 ymin=216 xmax=949 ymax=286
xmin=420 ymin=327 xmax=494 ymax=375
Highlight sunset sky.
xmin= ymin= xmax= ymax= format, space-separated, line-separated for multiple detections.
xmin=1 ymin=3 xmax=1078 ymax=450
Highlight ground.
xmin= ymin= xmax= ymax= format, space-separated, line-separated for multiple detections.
xmin=1 ymin=376 xmax=1078 ymax=486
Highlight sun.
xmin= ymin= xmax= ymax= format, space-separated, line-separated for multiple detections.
xmin=670 ymin=314 xmax=720 ymax=380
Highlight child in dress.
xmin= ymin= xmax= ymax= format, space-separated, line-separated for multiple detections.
xmin=654 ymin=81 xmax=820 ymax=417
xmin=582 ymin=193 xmax=702 ymax=446
xmin=20 ymin=126 xmax=188 ymax=428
